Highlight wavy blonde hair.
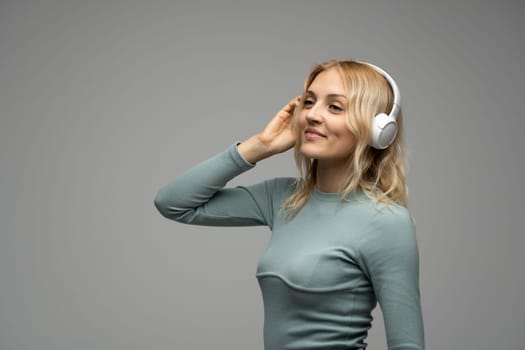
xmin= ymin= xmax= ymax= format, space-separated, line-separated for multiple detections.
xmin=282 ymin=59 xmax=408 ymax=217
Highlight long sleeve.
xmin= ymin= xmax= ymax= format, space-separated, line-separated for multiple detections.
xmin=154 ymin=144 xmax=275 ymax=227
xmin=358 ymin=206 xmax=425 ymax=350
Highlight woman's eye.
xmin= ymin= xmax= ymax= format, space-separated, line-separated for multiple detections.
xmin=329 ymin=104 xmax=344 ymax=112
xmin=303 ymin=99 xmax=314 ymax=107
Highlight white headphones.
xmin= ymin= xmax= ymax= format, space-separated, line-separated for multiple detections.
xmin=358 ymin=61 xmax=401 ymax=150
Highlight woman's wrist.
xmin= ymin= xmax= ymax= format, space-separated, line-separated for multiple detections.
xmin=236 ymin=135 xmax=273 ymax=164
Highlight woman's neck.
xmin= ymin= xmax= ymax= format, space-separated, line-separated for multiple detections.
xmin=315 ymin=159 xmax=349 ymax=193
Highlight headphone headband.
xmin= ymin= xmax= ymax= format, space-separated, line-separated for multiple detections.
xmin=358 ymin=61 xmax=401 ymax=120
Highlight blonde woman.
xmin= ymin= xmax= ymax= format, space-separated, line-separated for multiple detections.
xmin=155 ymin=60 xmax=424 ymax=350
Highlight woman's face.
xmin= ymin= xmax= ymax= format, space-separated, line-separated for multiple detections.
xmin=298 ymin=68 xmax=356 ymax=165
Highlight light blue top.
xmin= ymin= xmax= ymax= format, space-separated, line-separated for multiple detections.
xmin=154 ymin=144 xmax=424 ymax=350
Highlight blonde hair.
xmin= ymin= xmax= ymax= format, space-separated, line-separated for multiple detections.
xmin=282 ymin=59 xmax=408 ymax=217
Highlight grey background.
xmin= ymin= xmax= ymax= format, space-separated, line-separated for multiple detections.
xmin=1 ymin=0 xmax=523 ymax=349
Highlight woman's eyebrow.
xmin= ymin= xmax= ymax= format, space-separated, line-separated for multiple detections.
xmin=327 ymin=93 xmax=347 ymax=99
xmin=305 ymin=90 xmax=346 ymax=99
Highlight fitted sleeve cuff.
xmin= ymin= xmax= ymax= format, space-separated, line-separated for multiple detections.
xmin=229 ymin=142 xmax=256 ymax=170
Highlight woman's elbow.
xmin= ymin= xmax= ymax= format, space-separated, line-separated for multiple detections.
xmin=153 ymin=189 xmax=193 ymax=223
xmin=154 ymin=189 xmax=173 ymax=219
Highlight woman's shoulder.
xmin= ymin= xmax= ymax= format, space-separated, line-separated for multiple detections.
xmin=261 ymin=177 xmax=297 ymax=198
xmin=269 ymin=176 xmax=297 ymax=189
xmin=372 ymin=200 xmax=412 ymax=226
xmin=238 ymin=177 xmax=296 ymax=202
xmin=352 ymin=200 xmax=419 ymax=274
xmin=354 ymin=195 xmax=416 ymax=245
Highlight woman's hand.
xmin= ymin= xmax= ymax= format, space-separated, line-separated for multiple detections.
xmin=238 ymin=96 xmax=301 ymax=164
xmin=258 ymin=96 xmax=301 ymax=154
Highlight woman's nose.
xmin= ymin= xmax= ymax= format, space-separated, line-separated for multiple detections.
xmin=305 ymin=104 xmax=323 ymax=123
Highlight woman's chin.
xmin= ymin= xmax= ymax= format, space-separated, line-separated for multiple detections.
xmin=299 ymin=144 xmax=323 ymax=159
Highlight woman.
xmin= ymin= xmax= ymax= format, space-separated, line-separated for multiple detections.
xmin=154 ymin=59 xmax=425 ymax=350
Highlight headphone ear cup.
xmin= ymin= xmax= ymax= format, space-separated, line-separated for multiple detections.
xmin=370 ymin=113 xmax=398 ymax=149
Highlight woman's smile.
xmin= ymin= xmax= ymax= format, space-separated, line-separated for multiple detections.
xmin=304 ymin=127 xmax=327 ymax=141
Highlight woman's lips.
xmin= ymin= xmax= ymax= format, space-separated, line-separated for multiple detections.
xmin=304 ymin=128 xmax=326 ymax=141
